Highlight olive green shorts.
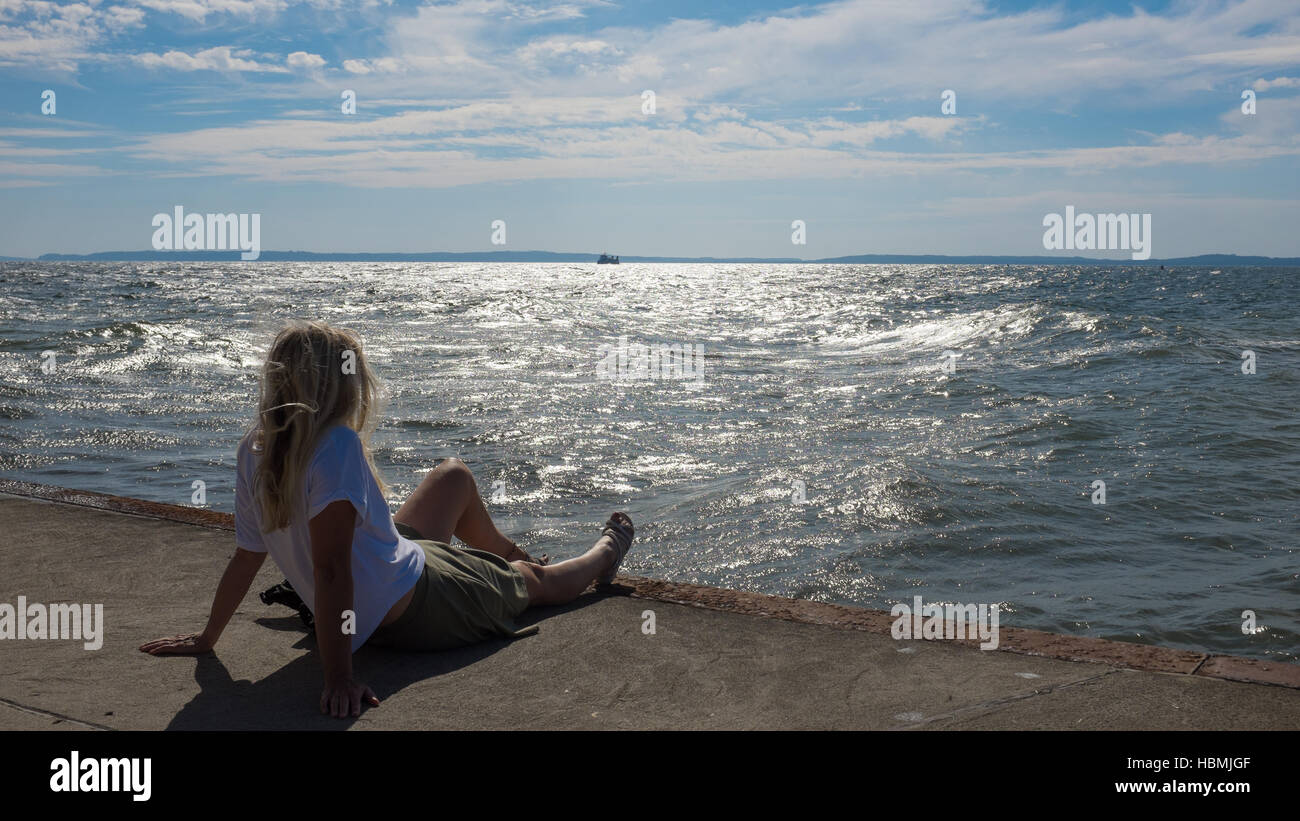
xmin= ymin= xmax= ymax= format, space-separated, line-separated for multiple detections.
xmin=367 ymin=522 xmax=537 ymax=652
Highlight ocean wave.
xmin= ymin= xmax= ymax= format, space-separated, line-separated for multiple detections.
xmin=1 ymin=261 xmax=1296 ymax=662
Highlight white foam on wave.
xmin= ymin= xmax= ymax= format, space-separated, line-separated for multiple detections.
xmin=819 ymin=303 xmax=1049 ymax=357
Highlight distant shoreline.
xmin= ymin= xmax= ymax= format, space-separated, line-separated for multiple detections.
xmin=5 ymin=250 xmax=1299 ymax=266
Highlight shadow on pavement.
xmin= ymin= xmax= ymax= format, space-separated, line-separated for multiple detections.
xmin=164 ymin=592 xmax=612 ymax=729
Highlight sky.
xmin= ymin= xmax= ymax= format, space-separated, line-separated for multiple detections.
xmin=1 ymin=0 xmax=1298 ymax=259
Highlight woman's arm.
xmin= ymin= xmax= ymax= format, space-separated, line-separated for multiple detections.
xmin=310 ymin=499 xmax=379 ymax=718
xmin=139 ymin=547 xmax=266 ymax=655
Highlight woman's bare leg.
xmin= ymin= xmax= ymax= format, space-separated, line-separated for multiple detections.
xmin=512 ymin=512 xmax=634 ymax=606
xmin=512 ymin=535 xmax=617 ymax=607
xmin=394 ymin=458 xmax=520 ymax=559
xmin=396 ymin=458 xmax=633 ymax=605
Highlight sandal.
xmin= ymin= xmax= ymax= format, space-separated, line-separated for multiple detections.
xmin=597 ymin=512 xmax=635 ymax=585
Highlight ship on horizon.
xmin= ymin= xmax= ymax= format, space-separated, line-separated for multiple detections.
xmin=597 ymin=253 xmax=619 ymax=264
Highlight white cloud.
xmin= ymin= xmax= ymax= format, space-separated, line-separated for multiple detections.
xmin=342 ymin=56 xmax=404 ymax=74
xmin=112 ymin=92 xmax=1299 ymax=191
xmin=127 ymin=0 xmax=296 ymax=23
xmin=692 ymin=104 xmax=746 ymax=122
xmin=3 ymin=0 xmax=1300 ymax=195
xmin=287 ymin=50 xmax=326 ymax=69
xmin=105 ymin=6 xmax=147 ymax=28
xmin=1253 ymin=76 xmax=1300 ymax=91
xmin=516 ymin=37 xmax=619 ymax=62
xmin=0 ymin=0 xmax=347 ymax=73
xmin=132 ymin=46 xmax=284 ymax=72
xmin=0 ymin=1 xmax=145 ymax=72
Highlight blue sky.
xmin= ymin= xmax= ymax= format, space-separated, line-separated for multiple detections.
xmin=1 ymin=0 xmax=1298 ymax=258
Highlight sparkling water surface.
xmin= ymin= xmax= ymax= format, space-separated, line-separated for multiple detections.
xmin=1 ymin=262 xmax=1296 ymax=662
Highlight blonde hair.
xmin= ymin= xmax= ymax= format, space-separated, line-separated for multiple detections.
xmin=246 ymin=320 xmax=387 ymax=532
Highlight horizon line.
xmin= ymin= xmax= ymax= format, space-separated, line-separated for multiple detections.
xmin=8 ymin=250 xmax=1300 ymax=266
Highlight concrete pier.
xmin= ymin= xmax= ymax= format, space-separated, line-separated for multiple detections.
xmin=1 ymin=481 xmax=1296 ymax=730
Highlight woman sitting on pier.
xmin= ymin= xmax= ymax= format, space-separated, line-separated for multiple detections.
xmin=141 ymin=320 xmax=634 ymax=718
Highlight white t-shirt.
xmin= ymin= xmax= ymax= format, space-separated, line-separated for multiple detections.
xmin=235 ymin=423 xmax=426 ymax=652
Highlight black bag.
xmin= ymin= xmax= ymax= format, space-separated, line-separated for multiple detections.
xmin=258 ymin=579 xmax=314 ymax=629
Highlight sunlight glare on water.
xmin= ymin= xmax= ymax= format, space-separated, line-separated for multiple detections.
xmin=1 ymin=261 xmax=1296 ymax=661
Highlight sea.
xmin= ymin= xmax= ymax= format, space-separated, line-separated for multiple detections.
xmin=1 ymin=261 xmax=1296 ymax=662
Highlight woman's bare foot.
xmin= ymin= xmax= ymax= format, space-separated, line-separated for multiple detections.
xmin=596 ymin=512 xmax=635 ymax=585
